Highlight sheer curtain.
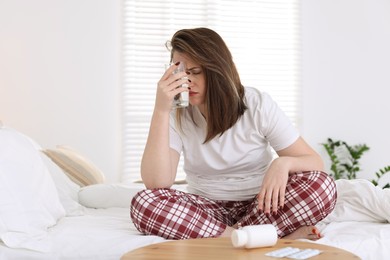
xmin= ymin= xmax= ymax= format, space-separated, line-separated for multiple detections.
xmin=121 ymin=0 xmax=301 ymax=182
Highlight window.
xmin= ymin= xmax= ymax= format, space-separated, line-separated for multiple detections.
xmin=121 ymin=0 xmax=300 ymax=183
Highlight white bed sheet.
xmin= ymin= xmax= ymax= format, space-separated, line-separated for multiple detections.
xmin=314 ymin=221 xmax=390 ymax=260
xmin=0 ymin=208 xmax=165 ymax=260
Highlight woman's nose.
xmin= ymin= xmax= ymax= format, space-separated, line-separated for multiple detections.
xmin=185 ymin=72 xmax=192 ymax=83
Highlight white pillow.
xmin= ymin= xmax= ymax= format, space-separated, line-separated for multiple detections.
xmin=40 ymin=151 xmax=84 ymax=216
xmin=0 ymin=127 xmax=65 ymax=252
xmin=79 ymin=183 xmax=189 ymax=208
xmin=79 ymin=183 xmax=144 ymax=208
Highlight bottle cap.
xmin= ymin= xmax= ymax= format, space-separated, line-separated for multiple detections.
xmin=231 ymin=229 xmax=248 ymax=248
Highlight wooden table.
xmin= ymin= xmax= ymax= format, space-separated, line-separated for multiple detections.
xmin=121 ymin=237 xmax=360 ymax=259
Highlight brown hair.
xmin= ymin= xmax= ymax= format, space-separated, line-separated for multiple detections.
xmin=168 ymin=28 xmax=247 ymax=143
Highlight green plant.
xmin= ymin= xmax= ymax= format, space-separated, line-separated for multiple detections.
xmin=321 ymin=138 xmax=390 ymax=188
xmin=372 ymin=166 xmax=390 ymax=188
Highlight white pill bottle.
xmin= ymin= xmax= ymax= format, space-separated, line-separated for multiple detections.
xmin=231 ymin=224 xmax=278 ymax=249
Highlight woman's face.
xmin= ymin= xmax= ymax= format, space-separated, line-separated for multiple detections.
xmin=172 ymin=52 xmax=206 ymax=111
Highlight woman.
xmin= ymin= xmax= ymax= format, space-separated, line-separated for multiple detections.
xmin=130 ymin=27 xmax=337 ymax=240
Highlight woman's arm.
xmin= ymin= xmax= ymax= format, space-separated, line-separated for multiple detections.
xmin=257 ymin=137 xmax=324 ymax=214
xmin=141 ymin=110 xmax=179 ymax=189
xmin=140 ymin=63 xmax=188 ymax=189
xmin=275 ymin=136 xmax=324 ymax=173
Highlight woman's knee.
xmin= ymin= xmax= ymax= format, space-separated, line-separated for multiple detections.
xmin=130 ymin=189 xmax=167 ymax=231
xmin=287 ymin=171 xmax=337 ymax=216
xmin=291 ymin=171 xmax=336 ymax=192
xmin=307 ymin=171 xmax=337 ymax=202
xmin=130 ymin=188 xmax=182 ymax=221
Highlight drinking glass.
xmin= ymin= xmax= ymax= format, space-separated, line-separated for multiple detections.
xmin=168 ymin=62 xmax=189 ymax=108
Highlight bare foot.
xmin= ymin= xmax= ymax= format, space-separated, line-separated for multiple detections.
xmin=283 ymin=226 xmax=321 ymax=240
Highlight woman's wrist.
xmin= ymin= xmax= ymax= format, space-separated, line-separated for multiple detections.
xmin=270 ymin=157 xmax=292 ymax=174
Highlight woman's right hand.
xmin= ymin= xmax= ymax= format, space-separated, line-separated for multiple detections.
xmin=155 ymin=62 xmax=189 ymax=112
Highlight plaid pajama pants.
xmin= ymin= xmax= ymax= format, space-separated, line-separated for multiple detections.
xmin=130 ymin=171 xmax=337 ymax=240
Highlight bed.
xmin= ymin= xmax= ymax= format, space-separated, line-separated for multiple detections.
xmin=1 ymin=125 xmax=389 ymax=260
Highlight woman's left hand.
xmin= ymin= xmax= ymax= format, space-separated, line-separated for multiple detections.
xmin=257 ymin=157 xmax=290 ymax=215
xmin=257 ymin=137 xmax=324 ymax=215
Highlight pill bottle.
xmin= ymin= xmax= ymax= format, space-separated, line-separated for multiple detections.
xmin=231 ymin=224 xmax=277 ymax=249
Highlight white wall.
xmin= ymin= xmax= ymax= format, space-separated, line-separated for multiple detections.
xmin=301 ymin=0 xmax=390 ymax=183
xmin=1 ymin=0 xmax=389 ymax=184
xmin=0 ymin=0 xmax=122 ymax=182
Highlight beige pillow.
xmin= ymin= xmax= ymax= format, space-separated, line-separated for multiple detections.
xmin=42 ymin=145 xmax=105 ymax=187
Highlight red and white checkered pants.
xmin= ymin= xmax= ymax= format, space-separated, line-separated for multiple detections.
xmin=130 ymin=171 xmax=337 ymax=240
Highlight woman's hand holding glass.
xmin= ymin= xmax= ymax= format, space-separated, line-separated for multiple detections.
xmin=156 ymin=62 xmax=190 ymax=112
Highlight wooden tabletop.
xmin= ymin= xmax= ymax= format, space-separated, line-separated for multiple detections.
xmin=121 ymin=237 xmax=360 ymax=260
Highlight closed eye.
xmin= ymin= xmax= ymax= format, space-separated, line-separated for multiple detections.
xmin=187 ymin=68 xmax=202 ymax=75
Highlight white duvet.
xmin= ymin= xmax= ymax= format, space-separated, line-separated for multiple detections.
xmin=313 ymin=179 xmax=390 ymax=260
xmin=0 ymin=179 xmax=389 ymax=260
xmin=320 ymin=179 xmax=390 ymax=223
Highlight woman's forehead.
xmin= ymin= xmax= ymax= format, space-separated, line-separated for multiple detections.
xmin=172 ymin=52 xmax=199 ymax=68
xmin=172 ymin=51 xmax=188 ymax=62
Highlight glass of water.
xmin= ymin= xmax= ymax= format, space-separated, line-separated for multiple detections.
xmin=170 ymin=62 xmax=189 ymax=108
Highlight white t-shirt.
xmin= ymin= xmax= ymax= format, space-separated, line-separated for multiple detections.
xmin=169 ymin=87 xmax=299 ymax=201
